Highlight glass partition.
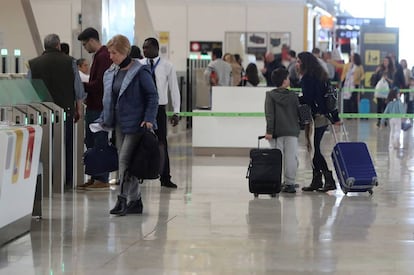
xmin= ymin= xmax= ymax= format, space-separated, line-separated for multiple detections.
xmin=0 ymin=79 xmax=52 ymax=105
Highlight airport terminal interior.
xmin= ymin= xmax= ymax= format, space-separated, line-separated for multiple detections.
xmin=2 ymin=0 xmax=414 ymax=274
xmin=1 ymin=119 xmax=414 ymax=274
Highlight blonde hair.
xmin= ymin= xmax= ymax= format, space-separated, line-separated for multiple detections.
xmin=106 ymin=34 xmax=131 ymax=56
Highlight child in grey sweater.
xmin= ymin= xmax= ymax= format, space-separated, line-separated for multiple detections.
xmin=264 ymin=68 xmax=300 ymax=193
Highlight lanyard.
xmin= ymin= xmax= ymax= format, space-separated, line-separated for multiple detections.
xmin=148 ymin=58 xmax=160 ymax=74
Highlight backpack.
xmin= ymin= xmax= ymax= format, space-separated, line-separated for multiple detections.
xmin=128 ymin=128 xmax=160 ymax=180
xmin=323 ymin=81 xmax=338 ymax=113
xmin=323 ymin=81 xmax=340 ymax=124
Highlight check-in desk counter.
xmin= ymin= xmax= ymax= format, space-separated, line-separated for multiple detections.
xmin=0 ymin=125 xmax=42 ymax=246
xmin=193 ymin=86 xmax=271 ymax=155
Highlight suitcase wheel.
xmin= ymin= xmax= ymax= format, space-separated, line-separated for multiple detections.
xmin=254 ymin=193 xmax=259 ymax=198
xmin=368 ymin=190 xmax=373 ymax=195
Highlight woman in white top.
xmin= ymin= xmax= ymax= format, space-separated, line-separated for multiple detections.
xmin=340 ymin=53 xmax=365 ymax=114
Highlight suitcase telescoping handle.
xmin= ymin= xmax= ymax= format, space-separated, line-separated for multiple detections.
xmin=330 ymin=122 xmax=349 ymax=143
xmin=258 ymin=135 xmax=266 ymax=148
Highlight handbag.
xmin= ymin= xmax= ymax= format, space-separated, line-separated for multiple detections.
xmin=402 ymin=119 xmax=412 ymax=131
xmin=298 ymin=104 xmax=312 ymax=125
xmin=128 ymin=128 xmax=160 ymax=180
xmin=374 ymin=77 xmax=389 ymax=98
xmin=83 ymin=144 xmax=118 ymax=175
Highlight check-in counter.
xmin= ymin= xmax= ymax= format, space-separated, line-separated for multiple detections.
xmin=0 ymin=125 xmax=42 ymax=246
xmin=192 ymin=86 xmax=271 ymax=155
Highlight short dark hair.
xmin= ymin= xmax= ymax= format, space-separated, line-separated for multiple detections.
xmin=129 ymin=45 xmax=143 ymax=59
xmin=312 ymin=47 xmax=321 ymax=56
xmin=289 ymin=50 xmax=296 ymax=58
xmin=212 ymin=48 xmax=222 ymax=59
xmin=144 ymin=37 xmax=159 ymax=50
xmin=77 ymin=27 xmax=99 ymax=41
xmin=271 ymin=67 xmax=289 ymax=87
xmin=60 ymin=42 xmax=69 ymax=55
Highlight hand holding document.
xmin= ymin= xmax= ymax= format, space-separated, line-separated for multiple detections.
xmin=89 ymin=123 xmax=111 ymax=133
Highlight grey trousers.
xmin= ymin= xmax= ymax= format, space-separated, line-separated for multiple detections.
xmin=115 ymin=126 xmax=143 ymax=201
xmin=269 ymin=136 xmax=298 ymax=186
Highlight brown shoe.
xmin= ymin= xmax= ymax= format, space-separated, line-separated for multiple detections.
xmin=85 ymin=181 xmax=110 ymax=191
xmin=77 ymin=179 xmax=94 ymax=190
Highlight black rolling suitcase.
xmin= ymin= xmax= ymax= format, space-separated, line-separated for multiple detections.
xmin=246 ymin=136 xmax=282 ymax=197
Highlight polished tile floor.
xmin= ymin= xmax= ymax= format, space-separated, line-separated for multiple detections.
xmin=2 ymin=119 xmax=414 ymax=274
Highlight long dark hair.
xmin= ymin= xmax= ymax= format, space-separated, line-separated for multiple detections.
xmin=245 ymin=63 xmax=259 ymax=86
xmin=387 ymin=87 xmax=399 ymax=102
xmin=353 ymin=53 xmax=362 ymax=66
xmin=297 ymin=51 xmax=328 ymax=83
xmin=381 ymin=56 xmax=395 ymax=74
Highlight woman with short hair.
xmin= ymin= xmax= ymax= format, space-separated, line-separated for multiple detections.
xmin=97 ymin=34 xmax=159 ymax=216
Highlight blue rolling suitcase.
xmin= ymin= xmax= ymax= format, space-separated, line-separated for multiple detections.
xmin=331 ymin=125 xmax=378 ymax=195
xmin=359 ymin=98 xmax=370 ymax=114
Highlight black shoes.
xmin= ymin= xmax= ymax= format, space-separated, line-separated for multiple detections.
xmin=110 ymin=195 xmax=127 ymax=216
xmin=302 ymin=170 xmax=323 ymax=192
xmin=281 ymin=185 xmax=296 ymax=193
xmin=110 ymin=196 xmax=144 ymax=215
xmin=161 ymin=180 xmax=177 ymax=188
xmin=125 ymin=198 xmax=143 ymax=214
xmin=318 ymin=171 xmax=337 ymax=192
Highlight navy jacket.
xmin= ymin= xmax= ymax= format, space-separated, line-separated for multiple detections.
xmin=99 ymin=60 xmax=159 ymax=134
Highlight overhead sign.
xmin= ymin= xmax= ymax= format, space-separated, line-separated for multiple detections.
xmin=190 ymin=41 xmax=222 ymax=53
xmin=336 ymin=29 xmax=359 ymax=39
xmin=336 ymin=17 xmax=385 ymax=27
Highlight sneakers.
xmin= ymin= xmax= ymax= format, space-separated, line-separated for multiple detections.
xmin=161 ymin=180 xmax=177 ymax=188
xmin=76 ymin=179 xmax=94 ymax=190
xmin=281 ymin=184 xmax=296 ymax=194
xmin=85 ymin=181 xmax=110 ymax=191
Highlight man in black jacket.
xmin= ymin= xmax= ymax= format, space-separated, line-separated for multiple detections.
xmin=29 ymin=33 xmax=85 ymax=188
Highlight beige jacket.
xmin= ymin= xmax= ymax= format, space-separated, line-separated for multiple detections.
xmin=341 ymin=63 xmax=365 ymax=86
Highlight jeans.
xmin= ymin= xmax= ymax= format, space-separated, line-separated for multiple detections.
xmin=85 ymin=110 xmax=109 ymax=183
xmin=312 ymin=125 xmax=329 ymax=172
xmin=115 ymin=125 xmax=143 ymax=201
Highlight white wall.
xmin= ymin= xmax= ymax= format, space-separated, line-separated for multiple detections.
xmin=26 ymin=0 xmax=306 ymax=70
xmin=146 ymin=0 xmax=306 ymax=71
xmin=30 ymin=0 xmax=82 ymax=59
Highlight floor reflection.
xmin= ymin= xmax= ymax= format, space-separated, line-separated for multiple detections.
xmin=1 ymin=119 xmax=414 ymax=273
